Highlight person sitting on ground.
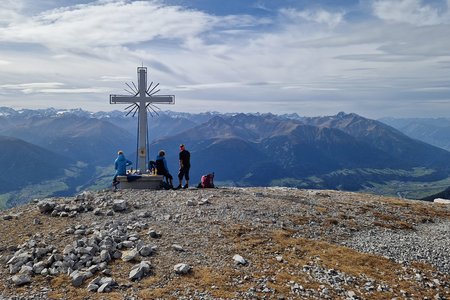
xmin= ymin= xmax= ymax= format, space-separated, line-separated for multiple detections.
xmin=176 ymin=144 xmax=190 ymax=189
xmin=155 ymin=150 xmax=173 ymax=187
xmin=113 ymin=150 xmax=132 ymax=189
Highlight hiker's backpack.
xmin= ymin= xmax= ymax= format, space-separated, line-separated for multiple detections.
xmin=200 ymin=173 xmax=215 ymax=188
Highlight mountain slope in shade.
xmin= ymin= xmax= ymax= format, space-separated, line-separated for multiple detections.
xmin=0 ymin=136 xmax=74 ymax=193
xmin=0 ymin=115 xmax=135 ymax=166
xmin=379 ymin=117 xmax=450 ymax=152
xmin=422 ymin=186 xmax=450 ymax=201
xmin=302 ymin=112 xmax=450 ymax=168
xmin=151 ymin=113 xmax=450 ymax=190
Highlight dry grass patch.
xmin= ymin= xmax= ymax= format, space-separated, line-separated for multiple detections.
xmin=371 ymin=211 xmax=414 ymax=230
xmin=382 ymin=198 xmax=450 ymax=220
xmin=316 ymin=206 xmax=328 ymax=213
xmin=324 ymin=218 xmax=339 ymax=226
xmin=0 ymin=209 xmax=73 ymax=247
xmin=138 ymin=267 xmax=246 ymax=299
xmin=290 ymin=215 xmax=312 ymax=226
xmin=224 ymin=228 xmax=447 ymax=300
xmin=373 ymin=220 xmax=414 ymax=230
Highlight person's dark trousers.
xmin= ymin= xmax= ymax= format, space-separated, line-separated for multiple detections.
xmin=178 ymin=166 xmax=190 ymax=182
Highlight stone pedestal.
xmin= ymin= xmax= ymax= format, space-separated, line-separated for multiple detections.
xmin=116 ymin=175 xmax=163 ymax=190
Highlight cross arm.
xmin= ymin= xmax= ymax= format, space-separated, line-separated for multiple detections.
xmin=149 ymin=95 xmax=175 ymax=104
xmin=110 ymin=95 xmax=138 ymax=104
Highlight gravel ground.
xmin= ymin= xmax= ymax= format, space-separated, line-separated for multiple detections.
xmin=0 ymin=187 xmax=449 ymax=300
xmin=342 ymin=221 xmax=450 ymax=274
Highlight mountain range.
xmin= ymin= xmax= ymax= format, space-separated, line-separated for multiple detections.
xmin=379 ymin=117 xmax=450 ymax=152
xmin=0 ymin=107 xmax=449 ymax=209
xmin=152 ymin=113 xmax=450 ymax=192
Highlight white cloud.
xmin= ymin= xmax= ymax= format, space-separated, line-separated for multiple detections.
xmin=39 ymin=87 xmax=110 ymax=93
xmin=372 ymin=0 xmax=450 ymax=25
xmin=0 ymin=1 xmax=214 ymax=51
xmin=1 ymin=82 xmax=64 ymax=93
xmin=0 ymin=82 xmax=107 ymax=94
xmin=0 ymin=0 xmax=25 ymax=25
xmin=280 ymin=8 xmax=344 ymax=28
xmin=0 ymin=1 xmax=449 ymax=118
xmin=100 ymin=75 xmax=133 ymax=82
xmin=0 ymin=0 xmax=267 ymax=54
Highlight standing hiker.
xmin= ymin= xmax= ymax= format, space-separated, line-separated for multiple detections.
xmin=176 ymin=144 xmax=190 ymax=189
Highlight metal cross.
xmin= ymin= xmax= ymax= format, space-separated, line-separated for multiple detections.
xmin=110 ymin=67 xmax=174 ymax=172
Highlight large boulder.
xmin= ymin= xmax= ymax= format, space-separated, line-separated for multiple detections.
xmin=38 ymin=201 xmax=56 ymax=214
xmin=112 ymin=200 xmax=127 ymax=212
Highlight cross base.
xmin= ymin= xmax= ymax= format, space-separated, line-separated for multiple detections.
xmin=116 ymin=175 xmax=164 ymax=190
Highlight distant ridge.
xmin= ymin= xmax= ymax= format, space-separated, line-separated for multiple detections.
xmin=303 ymin=112 xmax=450 ymax=168
xmin=379 ymin=117 xmax=450 ymax=152
xmin=0 ymin=111 xmax=135 ymax=165
xmin=1 ymin=107 xmax=450 ymax=204
xmin=152 ymin=112 xmax=450 ymax=193
xmin=0 ymin=136 xmax=73 ymax=193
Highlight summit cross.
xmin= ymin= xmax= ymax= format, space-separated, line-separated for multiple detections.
xmin=110 ymin=67 xmax=174 ymax=172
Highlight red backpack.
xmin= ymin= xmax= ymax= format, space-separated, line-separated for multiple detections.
xmin=201 ymin=173 xmax=215 ymax=188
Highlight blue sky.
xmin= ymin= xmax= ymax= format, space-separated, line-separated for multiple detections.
xmin=0 ymin=0 xmax=449 ymax=117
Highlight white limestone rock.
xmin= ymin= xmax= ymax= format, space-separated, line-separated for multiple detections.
xmin=174 ymin=263 xmax=191 ymax=275
xmin=121 ymin=249 xmax=138 ymax=262
xmin=233 ymin=254 xmax=247 ymax=265
xmin=434 ymin=198 xmax=450 ymax=204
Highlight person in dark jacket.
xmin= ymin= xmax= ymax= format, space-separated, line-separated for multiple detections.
xmin=176 ymin=144 xmax=190 ymax=189
xmin=155 ymin=150 xmax=173 ymax=187
xmin=113 ymin=150 xmax=132 ymax=188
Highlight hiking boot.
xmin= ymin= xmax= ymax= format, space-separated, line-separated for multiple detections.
xmin=174 ymin=184 xmax=182 ymax=190
xmin=182 ymin=184 xmax=189 ymax=189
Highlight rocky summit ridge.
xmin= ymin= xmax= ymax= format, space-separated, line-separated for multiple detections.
xmin=0 ymin=187 xmax=449 ymax=300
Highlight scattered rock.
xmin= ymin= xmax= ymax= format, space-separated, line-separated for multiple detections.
xmin=11 ymin=274 xmax=31 ymax=286
xmin=186 ymin=199 xmax=197 ymax=206
xmin=70 ymin=271 xmax=87 ymax=287
xmin=172 ymin=244 xmax=184 ymax=252
xmin=174 ymin=263 xmax=191 ymax=275
xmin=233 ymin=254 xmax=247 ymax=265
xmin=148 ymin=229 xmax=161 ymax=238
xmin=38 ymin=201 xmax=56 ymax=214
xmin=121 ymin=249 xmax=138 ymax=262
xmin=129 ymin=261 xmax=151 ymax=281
xmin=112 ymin=200 xmax=127 ymax=212
xmin=138 ymin=245 xmax=154 ymax=257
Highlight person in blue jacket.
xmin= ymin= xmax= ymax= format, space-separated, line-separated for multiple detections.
xmin=155 ymin=150 xmax=173 ymax=188
xmin=113 ymin=150 xmax=132 ymax=188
